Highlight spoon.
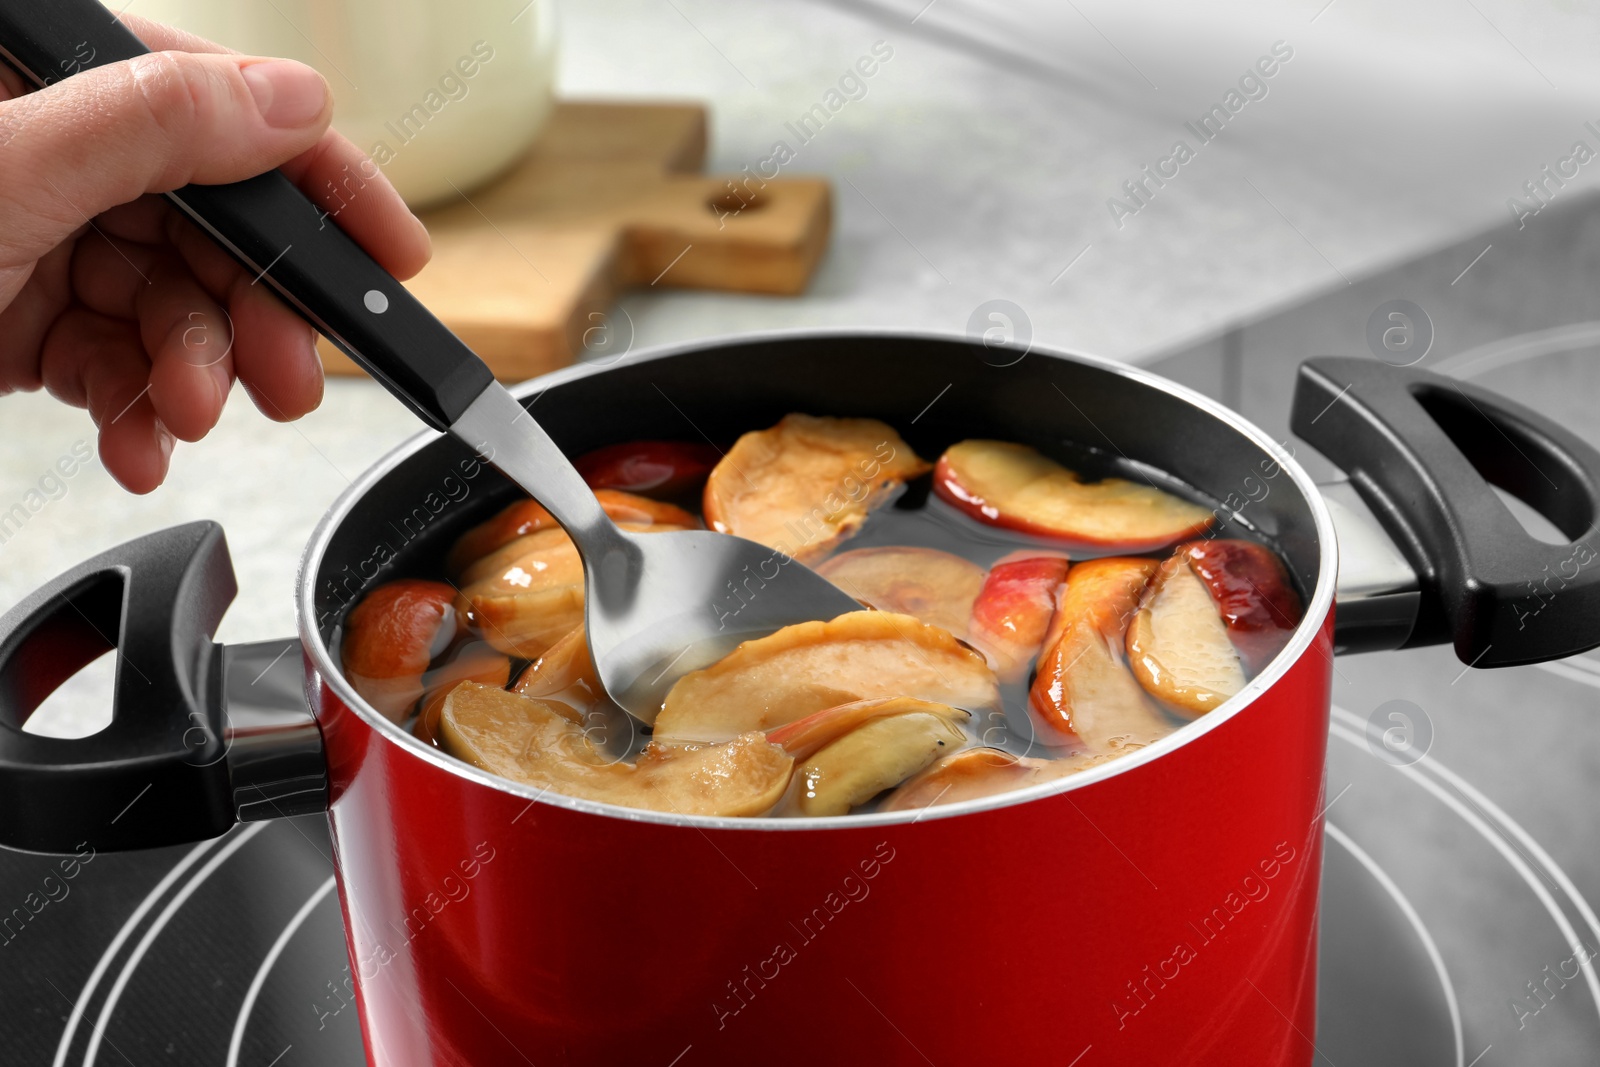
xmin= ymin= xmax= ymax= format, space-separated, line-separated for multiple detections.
xmin=453 ymin=386 xmax=861 ymax=722
xmin=0 ymin=1 xmax=862 ymax=722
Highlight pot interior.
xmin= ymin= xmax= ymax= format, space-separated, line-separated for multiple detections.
xmin=307 ymin=332 xmax=1326 ymax=735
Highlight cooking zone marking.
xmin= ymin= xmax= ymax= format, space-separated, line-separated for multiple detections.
xmin=226 ymin=876 xmax=340 ymax=1067
xmin=1323 ymin=821 xmax=1464 ymax=1066
xmin=1328 ymin=706 xmax=1600 ymax=1026
xmin=81 ymin=825 xmax=271 ymax=1067
xmin=50 ymin=837 xmax=229 ymax=1067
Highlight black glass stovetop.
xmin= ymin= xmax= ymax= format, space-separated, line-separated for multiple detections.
xmin=8 ymin=192 xmax=1600 ymax=1067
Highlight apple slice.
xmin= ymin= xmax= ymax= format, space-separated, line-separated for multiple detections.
xmin=1180 ymin=539 xmax=1302 ymax=674
xmin=461 ymin=521 xmax=691 ymax=659
xmin=413 ymin=642 xmax=511 ymax=747
xmin=459 ymin=525 xmax=583 ymax=590
xmin=767 ymin=696 xmax=968 ymax=759
xmin=967 ymin=553 xmax=1072 ymax=679
xmin=934 ymin=440 xmax=1214 ymax=550
xmin=440 ymin=683 xmax=793 ymax=817
xmin=459 ymin=508 xmax=694 ymax=587
xmin=446 ymin=490 xmax=695 ymax=577
xmin=816 ymin=547 xmax=986 ymax=638
xmin=447 ymin=499 xmax=556 ymax=576
xmin=465 ymin=586 xmax=584 ymax=662
xmin=575 ymin=440 xmax=721 ymax=497
xmin=654 ymin=610 xmax=999 ymax=742
xmin=342 ymin=580 xmax=460 ymax=722
xmin=703 ymin=414 xmax=930 ymax=563
xmin=458 ymin=527 xmax=584 ymax=659
xmin=778 ymin=702 xmax=971 ymax=816
xmin=593 ymin=489 xmax=698 ymax=528
xmin=1126 ymin=554 xmax=1247 ymax=716
xmin=1029 ymin=557 xmax=1173 ymax=750
xmin=512 ymin=626 xmax=601 ymax=710
xmin=880 ymin=746 xmax=1124 ymax=812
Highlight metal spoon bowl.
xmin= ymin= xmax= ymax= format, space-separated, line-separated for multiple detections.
xmin=454 ymin=387 xmax=862 ymax=723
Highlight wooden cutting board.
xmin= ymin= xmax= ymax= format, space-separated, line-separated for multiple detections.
xmin=317 ymin=100 xmax=832 ymax=381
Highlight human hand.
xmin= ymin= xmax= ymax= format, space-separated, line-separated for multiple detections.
xmin=0 ymin=15 xmax=431 ymax=492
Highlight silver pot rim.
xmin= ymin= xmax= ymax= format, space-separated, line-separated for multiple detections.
xmin=296 ymin=327 xmax=1339 ymax=831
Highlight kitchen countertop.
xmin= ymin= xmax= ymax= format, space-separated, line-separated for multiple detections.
xmin=3 ymin=0 xmax=1596 ymax=724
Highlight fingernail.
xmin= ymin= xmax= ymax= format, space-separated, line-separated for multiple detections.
xmin=241 ymin=60 xmax=329 ymax=128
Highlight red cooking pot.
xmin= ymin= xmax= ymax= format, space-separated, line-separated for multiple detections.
xmin=3 ymin=331 xmax=1599 ymax=1066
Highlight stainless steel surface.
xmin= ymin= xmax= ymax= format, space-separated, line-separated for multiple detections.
xmin=450 ymin=382 xmax=862 ymax=723
xmin=221 ymin=640 xmax=327 ymax=823
xmin=1320 ymin=479 xmax=1423 ymax=654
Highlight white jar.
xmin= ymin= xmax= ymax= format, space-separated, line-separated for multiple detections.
xmin=132 ymin=0 xmax=557 ymax=207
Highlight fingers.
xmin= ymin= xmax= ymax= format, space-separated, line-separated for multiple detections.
xmin=280 ymin=134 xmax=432 ymax=280
xmin=0 ymin=49 xmax=332 ymax=264
xmin=161 ymin=208 xmax=323 ymax=421
xmin=96 ymin=384 xmax=172 ymax=495
xmin=137 ymin=266 xmax=235 ymax=443
xmin=72 ymin=224 xmax=319 ymax=435
xmin=66 ymin=227 xmax=236 ymax=440
xmin=38 ymin=307 xmax=172 ymax=494
xmin=0 ymin=240 xmax=74 ymax=395
xmin=226 ymin=272 xmax=324 ymax=422
xmin=0 ymin=9 xmax=427 ymax=499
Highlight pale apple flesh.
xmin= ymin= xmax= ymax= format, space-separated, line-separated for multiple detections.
xmin=458 ymin=525 xmax=583 ymax=592
xmin=441 ymin=683 xmax=794 ymax=818
xmin=1126 ymin=555 xmax=1247 ymax=716
xmin=459 ymin=521 xmax=691 ymax=660
xmin=767 ymin=696 xmax=971 ymax=760
xmin=512 ymin=626 xmax=600 ymax=710
xmin=781 ymin=705 xmax=970 ymax=816
xmin=702 ymin=414 xmax=930 ymax=564
xmin=653 ymin=610 xmax=1000 ymax=742
xmin=934 ymin=439 xmax=1214 ymax=550
xmin=446 ymin=489 xmax=695 ymax=578
xmin=817 ymin=547 xmax=986 ymax=638
xmin=1028 ymin=557 xmax=1172 ymax=750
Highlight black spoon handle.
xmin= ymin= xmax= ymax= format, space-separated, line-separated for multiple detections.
xmin=0 ymin=0 xmax=493 ymax=430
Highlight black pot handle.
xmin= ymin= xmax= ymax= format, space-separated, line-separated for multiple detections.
xmin=1292 ymin=357 xmax=1600 ymax=668
xmin=0 ymin=0 xmax=494 ymax=430
xmin=0 ymin=523 xmax=326 ymax=854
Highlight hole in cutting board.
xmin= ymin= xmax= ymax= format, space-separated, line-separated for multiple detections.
xmin=707 ymin=190 xmax=768 ymax=217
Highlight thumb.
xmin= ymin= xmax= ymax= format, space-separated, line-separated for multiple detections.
xmin=0 ymin=51 xmax=331 ymax=258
